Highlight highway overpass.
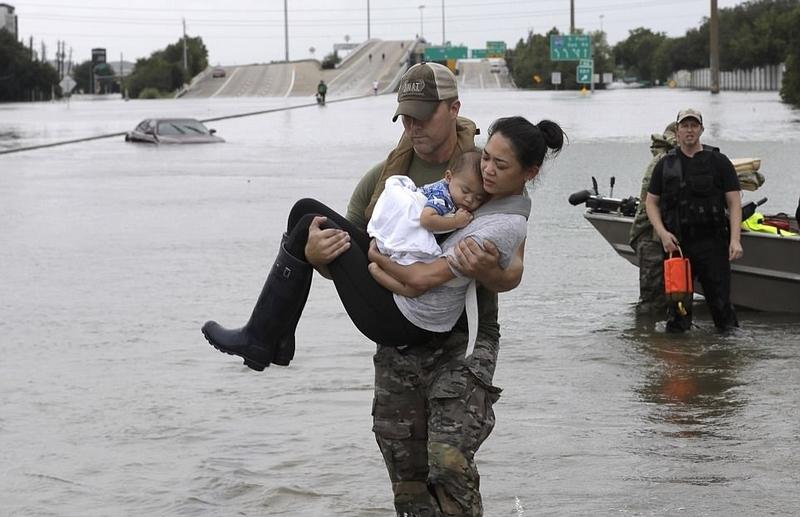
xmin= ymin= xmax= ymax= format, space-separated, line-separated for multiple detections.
xmin=181 ymin=39 xmax=514 ymax=99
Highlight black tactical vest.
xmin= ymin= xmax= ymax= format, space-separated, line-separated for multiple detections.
xmin=660 ymin=146 xmax=728 ymax=238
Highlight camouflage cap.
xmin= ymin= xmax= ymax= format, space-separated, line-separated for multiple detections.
xmin=393 ymin=62 xmax=459 ymax=122
xmin=676 ymin=108 xmax=703 ymax=125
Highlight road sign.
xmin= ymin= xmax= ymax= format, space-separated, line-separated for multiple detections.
xmin=550 ymin=35 xmax=592 ymax=61
xmin=579 ymin=59 xmax=593 ymax=67
xmin=551 ymin=71 xmax=562 ymax=85
xmin=59 ymin=75 xmax=76 ymax=93
xmin=486 ymin=41 xmax=506 ymax=57
xmin=471 ymin=49 xmax=487 ymax=59
xmin=424 ymin=46 xmax=468 ymax=61
xmin=577 ymin=65 xmax=592 ymax=84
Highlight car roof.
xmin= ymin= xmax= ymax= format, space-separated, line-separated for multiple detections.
xmin=148 ymin=118 xmax=204 ymax=123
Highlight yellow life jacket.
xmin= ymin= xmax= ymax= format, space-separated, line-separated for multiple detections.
xmin=742 ymin=212 xmax=798 ymax=236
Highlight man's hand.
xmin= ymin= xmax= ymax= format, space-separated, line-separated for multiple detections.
xmin=658 ymin=230 xmax=680 ymax=253
xmin=304 ymin=216 xmax=350 ymax=268
xmin=729 ymin=238 xmax=743 ymax=261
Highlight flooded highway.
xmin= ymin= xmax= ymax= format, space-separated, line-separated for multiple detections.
xmin=1 ymin=88 xmax=799 ymax=516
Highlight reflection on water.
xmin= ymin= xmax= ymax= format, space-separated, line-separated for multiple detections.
xmin=633 ymin=318 xmax=747 ymax=436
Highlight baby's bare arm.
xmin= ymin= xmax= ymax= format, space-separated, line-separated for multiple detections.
xmin=419 ymin=206 xmax=473 ymax=232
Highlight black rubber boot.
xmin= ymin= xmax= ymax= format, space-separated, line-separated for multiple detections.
xmin=271 ymin=233 xmax=312 ymax=367
xmin=201 ymin=243 xmax=312 ymax=371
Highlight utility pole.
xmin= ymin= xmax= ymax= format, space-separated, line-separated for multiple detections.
xmin=710 ymin=0 xmax=720 ymax=94
xmin=284 ymin=0 xmax=289 ymax=62
xmin=441 ymin=1 xmax=445 ymax=45
xmin=182 ymin=18 xmax=188 ymax=72
xmin=418 ymin=5 xmax=425 ymax=40
xmin=367 ymin=0 xmax=371 ymax=40
xmin=570 ymin=0 xmax=575 ymax=33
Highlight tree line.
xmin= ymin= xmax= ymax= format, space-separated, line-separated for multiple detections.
xmin=507 ymin=0 xmax=800 ymax=105
xmin=0 ymin=29 xmax=59 ymax=101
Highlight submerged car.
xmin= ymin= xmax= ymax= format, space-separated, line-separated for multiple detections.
xmin=124 ymin=118 xmax=225 ymax=144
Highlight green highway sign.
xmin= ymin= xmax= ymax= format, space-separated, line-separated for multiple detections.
xmin=550 ymin=35 xmax=592 ymax=61
xmin=577 ymin=65 xmax=593 ymax=84
xmin=471 ymin=49 xmax=487 ymax=59
xmin=485 ymin=41 xmax=506 ymax=57
xmin=424 ymin=46 xmax=468 ymax=61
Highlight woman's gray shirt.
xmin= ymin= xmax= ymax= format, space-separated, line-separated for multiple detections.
xmin=394 ymin=194 xmax=530 ymax=332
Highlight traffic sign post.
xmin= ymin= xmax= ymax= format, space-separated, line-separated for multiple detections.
xmin=577 ymin=65 xmax=592 ymax=84
xmin=59 ymin=75 xmax=76 ymax=96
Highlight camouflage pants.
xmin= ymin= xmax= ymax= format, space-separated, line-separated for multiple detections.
xmin=633 ymin=237 xmax=667 ymax=314
xmin=372 ymin=344 xmax=500 ymax=517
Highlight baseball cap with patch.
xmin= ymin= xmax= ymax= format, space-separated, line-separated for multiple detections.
xmin=676 ymin=108 xmax=703 ymax=125
xmin=392 ymin=62 xmax=459 ymax=122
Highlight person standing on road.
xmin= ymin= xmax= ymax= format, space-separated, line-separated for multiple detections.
xmin=628 ymin=122 xmax=676 ymax=315
xmin=372 ymin=79 xmax=379 ymax=96
xmin=645 ymin=108 xmax=743 ymax=332
xmin=317 ymin=79 xmax=327 ymax=105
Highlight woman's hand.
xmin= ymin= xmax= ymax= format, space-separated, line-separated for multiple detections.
xmin=450 ymin=238 xmax=524 ymax=293
xmin=450 ymin=238 xmax=500 ymax=276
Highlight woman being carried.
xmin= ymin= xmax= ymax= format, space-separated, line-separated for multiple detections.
xmin=201 ymin=116 xmax=565 ymax=371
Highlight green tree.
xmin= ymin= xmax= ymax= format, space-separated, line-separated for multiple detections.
xmin=779 ymin=5 xmax=800 ymax=105
xmin=0 ymin=30 xmax=59 ymax=101
xmin=613 ymin=27 xmax=668 ymax=84
xmin=125 ymin=35 xmax=209 ymax=98
xmin=321 ymin=50 xmax=340 ymax=69
xmin=71 ymin=60 xmax=93 ymax=93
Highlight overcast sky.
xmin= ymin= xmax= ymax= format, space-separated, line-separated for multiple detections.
xmin=10 ymin=0 xmax=747 ymax=66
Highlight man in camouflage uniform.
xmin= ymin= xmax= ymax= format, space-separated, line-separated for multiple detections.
xmin=628 ymin=122 xmax=676 ymax=315
xmin=304 ymin=63 xmax=523 ymax=516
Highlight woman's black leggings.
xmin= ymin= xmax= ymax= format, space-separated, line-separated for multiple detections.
xmin=283 ymin=198 xmax=437 ymax=347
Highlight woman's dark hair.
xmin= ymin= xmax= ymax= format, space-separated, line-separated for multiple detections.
xmin=487 ymin=116 xmax=566 ymax=169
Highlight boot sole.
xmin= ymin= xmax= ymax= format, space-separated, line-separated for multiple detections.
xmin=201 ymin=328 xmax=268 ymax=372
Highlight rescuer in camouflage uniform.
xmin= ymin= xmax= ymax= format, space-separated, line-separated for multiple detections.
xmin=628 ymin=122 xmax=677 ymax=315
xmin=304 ymin=62 xmax=524 ymax=516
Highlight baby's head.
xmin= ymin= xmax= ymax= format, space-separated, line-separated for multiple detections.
xmin=445 ymin=151 xmax=486 ymax=211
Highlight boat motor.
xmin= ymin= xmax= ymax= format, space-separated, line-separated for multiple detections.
xmin=568 ymin=188 xmax=638 ymax=216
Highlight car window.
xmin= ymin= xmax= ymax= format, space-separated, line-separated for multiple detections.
xmin=136 ymin=120 xmax=150 ymax=132
xmin=157 ymin=120 xmax=209 ymax=136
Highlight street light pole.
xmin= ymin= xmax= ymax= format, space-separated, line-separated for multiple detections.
xmin=284 ymin=0 xmax=289 ymax=62
xmin=710 ymin=0 xmax=720 ymax=94
xmin=367 ymin=0 xmax=371 ymax=40
xmin=599 ymin=14 xmax=604 ymax=33
xmin=441 ymin=1 xmax=445 ymax=45
xmin=570 ymin=0 xmax=575 ymax=33
xmin=418 ymin=5 xmax=425 ymax=40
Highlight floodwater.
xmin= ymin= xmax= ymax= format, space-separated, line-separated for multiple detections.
xmin=1 ymin=89 xmax=799 ymax=516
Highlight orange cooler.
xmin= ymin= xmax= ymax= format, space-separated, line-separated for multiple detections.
xmin=664 ymin=248 xmax=693 ymax=301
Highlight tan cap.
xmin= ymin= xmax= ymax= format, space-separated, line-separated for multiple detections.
xmin=393 ymin=62 xmax=459 ymax=122
xmin=676 ymin=108 xmax=703 ymax=125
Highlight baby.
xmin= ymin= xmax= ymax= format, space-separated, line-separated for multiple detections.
xmin=367 ymin=150 xmax=486 ymax=268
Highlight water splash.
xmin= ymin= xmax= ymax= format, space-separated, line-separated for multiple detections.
xmin=514 ymin=496 xmax=525 ymax=516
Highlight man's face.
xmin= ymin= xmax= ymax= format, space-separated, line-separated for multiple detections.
xmin=401 ymin=100 xmax=460 ymax=159
xmin=677 ymin=118 xmax=703 ymax=147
